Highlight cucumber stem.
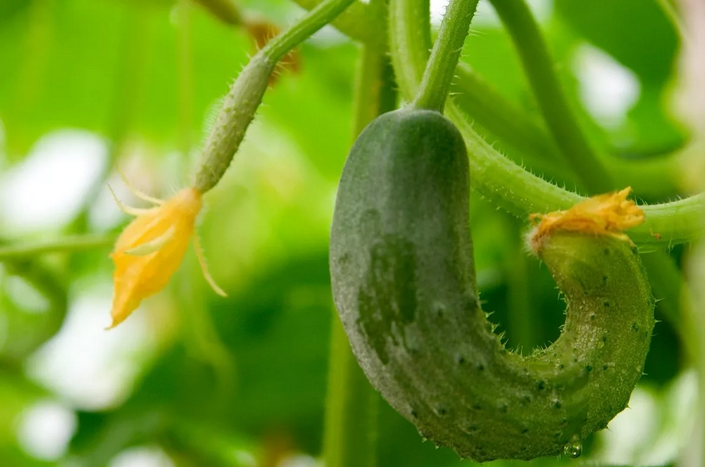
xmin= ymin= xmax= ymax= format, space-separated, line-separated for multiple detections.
xmin=488 ymin=0 xmax=613 ymax=194
xmin=291 ymin=0 xmax=687 ymax=199
xmin=388 ymin=0 xmax=705 ymax=246
xmin=193 ymin=0 xmax=357 ymax=193
xmin=412 ymin=0 xmax=480 ymax=112
xmin=259 ymin=0 xmax=356 ymax=63
xmin=323 ymin=318 xmax=379 ymax=467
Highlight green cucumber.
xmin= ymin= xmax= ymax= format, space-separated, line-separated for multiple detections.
xmin=329 ymin=108 xmax=655 ymax=461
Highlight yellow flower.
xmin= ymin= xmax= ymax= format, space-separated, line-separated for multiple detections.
xmin=528 ymin=187 xmax=645 ymax=252
xmin=108 ymin=183 xmax=226 ymax=329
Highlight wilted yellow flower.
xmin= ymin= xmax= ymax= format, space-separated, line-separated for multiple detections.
xmin=108 ymin=184 xmax=226 ymax=329
xmin=528 ymin=187 xmax=645 ymax=252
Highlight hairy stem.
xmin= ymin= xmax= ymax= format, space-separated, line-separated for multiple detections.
xmin=193 ymin=0 xmax=357 ymax=193
xmin=388 ymin=0 xmax=704 ymax=246
xmin=412 ymin=0 xmax=479 ymax=112
xmin=291 ymin=0 xmax=384 ymax=48
xmin=324 ymin=318 xmax=379 ymax=467
xmin=487 ymin=0 xmax=692 ymax=340
xmin=488 ymin=0 xmax=612 ymax=193
xmin=283 ymin=0 xmax=688 ymax=199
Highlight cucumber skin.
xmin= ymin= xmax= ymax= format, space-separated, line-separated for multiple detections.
xmin=329 ymin=109 xmax=654 ymax=461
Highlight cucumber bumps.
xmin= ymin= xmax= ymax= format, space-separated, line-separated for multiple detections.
xmin=329 ymin=109 xmax=654 ymax=461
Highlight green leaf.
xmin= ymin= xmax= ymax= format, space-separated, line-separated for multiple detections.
xmin=554 ymin=0 xmax=679 ymax=86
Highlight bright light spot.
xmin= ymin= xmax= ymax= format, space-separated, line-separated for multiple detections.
xmin=433 ymin=0 xmax=553 ymax=27
xmin=16 ymin=400 xmax=77 ymax=460
xmin=26 ymin=282 xmax=156 ymax=410
xmin=599 ymin=387 xmax=659 ymax=464
xmin=0 ymin=118 xmax=6 ymax=161
xmin=3 ymin=274 xmax=49 ymax=313
xmin=525 ymin=0 xmax=553 ymax=23
xmin=596 ymin=372 xmax=698 ymax=466
xmin=0 ymin=130 xmax=106 ymax=234
xmin=574 ymin=44 xmax=640 ymax=129
xmin=430 ymin=0 xmax=447 ymax=25
xmin=233 ymin=450 xmax=257 ymax=466
xmin=109 ymin=446 xmax=175 ymax=467
xmin=88 ymin=172 xmax=130 ymax=231
xmin=278 ymin=454 xmax=318 ymax=467
xmin=309 ymin=25 xmax=348 ymax=47
xmin=653 ymin=370 xmax=699 ymax=464
xmin=89 ymin=150 xmax=183 ymax=232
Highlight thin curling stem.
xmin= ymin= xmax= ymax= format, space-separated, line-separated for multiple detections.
xmin=488 ymin=0 xmax=613 ymax=193
xmin=412 ymin=0 xmax=480 ymax=112
xmin=388 ymin=0 xmax=705 ymax=246
xmin=193 ymin=0 xmax=356 ymax=193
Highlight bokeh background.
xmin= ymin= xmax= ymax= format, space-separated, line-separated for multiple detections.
xmin=0 ymin=0 xmax=700 ymax=466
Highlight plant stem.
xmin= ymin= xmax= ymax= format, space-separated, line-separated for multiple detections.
xmin=388 ymin=0 xmax=705 ymax=246
xmin=452 ymin=63 xmax=575 ymax=173
xmin=0 ymin=235 xmax=114 ymax=261
xmin=488 ymin=0 xmax=612 ymax=194
xmin=285 ymin=0 xmax=688 ymax=199
xmin=323 ymin=19 xmax=395 ymax=464
xmin=193 ymin=0 xmax=356 ymax=193
xmin=487 ymin=0 xmax=694 ymax=341
xmin=685 ymin=243 xmax=705 ymax=467
xmin=323 ymin=318 xmax=378 ymax=467
xmin=291 ymin=0 xmax=384 ymax=48
xmin=412 ymin=0 xmax=479 ymax=112
xmin=260 ymin=0 xmax=356 ymax=63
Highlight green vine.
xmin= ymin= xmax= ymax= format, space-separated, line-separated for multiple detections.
xmin=294 ymin=0 xmax=689 ymax=200
xmin=411 ymin=0 xmax=479 ymax=112
xmin=488 ymin=0 xmax=612 ymax=193
xmin=193 ymin=0 xmax=358 ymax=193
xmin=387 ymin=0 xmax=704 ymax=246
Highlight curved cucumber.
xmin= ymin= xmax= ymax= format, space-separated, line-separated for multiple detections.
xmin=329 ymin=109 xmax=654 ymax=461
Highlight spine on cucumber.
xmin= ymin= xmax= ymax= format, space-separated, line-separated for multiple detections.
xmin=329 ymin=109 xmax=654 ymax=461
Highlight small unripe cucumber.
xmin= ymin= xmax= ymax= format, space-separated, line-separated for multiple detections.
xmin=329 ymin=109 xmax=654 ymax=461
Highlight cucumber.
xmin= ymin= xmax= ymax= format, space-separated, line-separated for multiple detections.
xmin=329 ymin=109 xmax=654 ymax=461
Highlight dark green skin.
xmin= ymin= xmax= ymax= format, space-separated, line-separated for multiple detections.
xmin=329 ymin=109 xmax=655 ymax=462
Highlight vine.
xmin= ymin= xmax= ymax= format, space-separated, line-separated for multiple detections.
xmin=193 ymin=0 xmax=358 ymax=193
xmin=387 ymin=0 xmax=704 ymax=246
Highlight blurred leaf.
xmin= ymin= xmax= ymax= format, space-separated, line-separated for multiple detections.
xmin=264 ymin=42 xmax=357 ymax=181
xmin=0 ymin=0 xmax=30 ymax=23
xmin=553 ymin=0 xmax=686 ymax=156
xmin=0 ymin=0 xmax=250 ymax=156
xmin=0 ymin=256 xmax=68 ymax=362
xmin=554 ymin=0 xmax=679 ymax=86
